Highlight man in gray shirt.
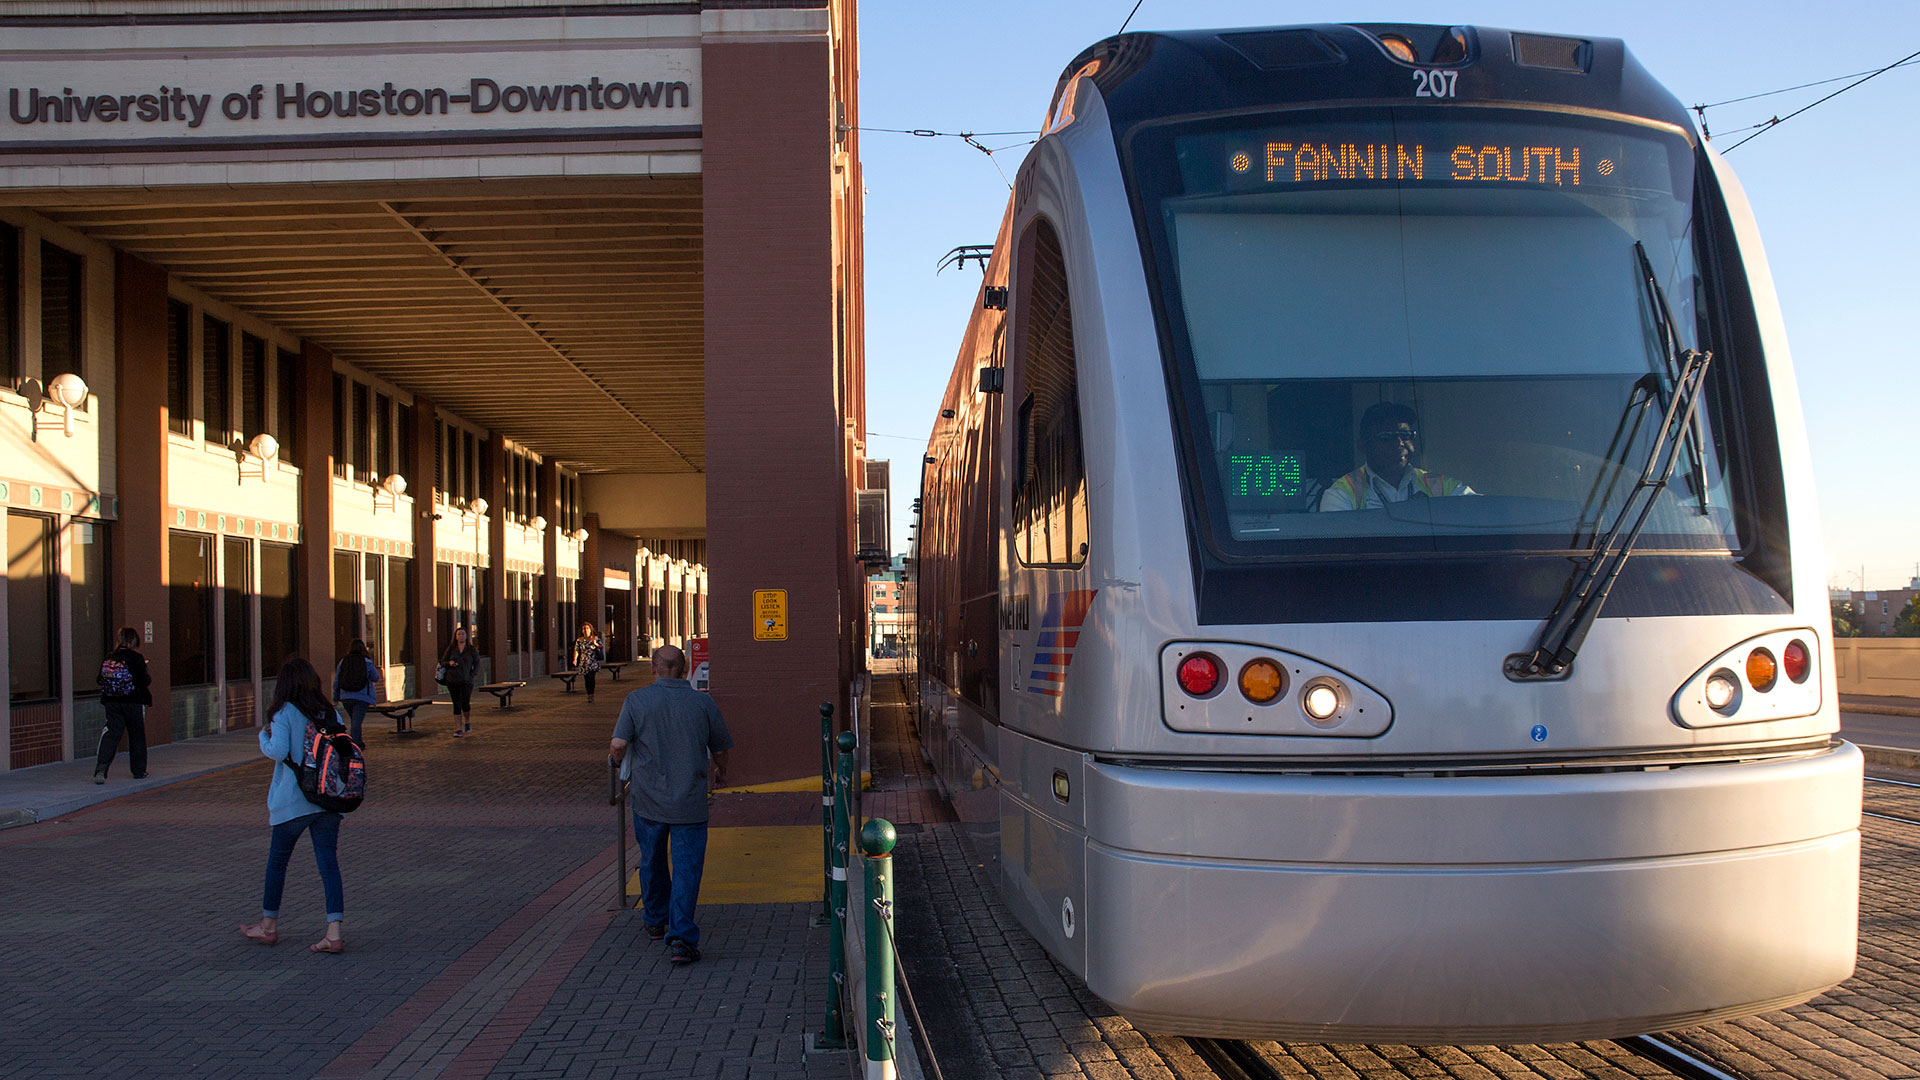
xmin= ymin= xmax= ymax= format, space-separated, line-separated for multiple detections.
xmin=608 ymin=644 xmax=733 ymax=965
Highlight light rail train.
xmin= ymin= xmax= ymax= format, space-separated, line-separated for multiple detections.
xmin=913 ymin=23 xmax=1860 ymax=1043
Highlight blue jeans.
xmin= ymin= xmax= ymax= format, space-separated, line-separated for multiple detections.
xmin=262 ymin=812 xmax=344 ymax=922
xmin=340 ymin=700 xmax=370 ymax=745
xmin=633 ymin=814 xmax=708 ymax=946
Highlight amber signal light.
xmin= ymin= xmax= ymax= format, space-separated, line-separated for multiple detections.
xmin=1239 ymin=659 xmax=1286 ymax=704
xmin=1746 ymin=648 xmax=1778 ymax=693
xmin=1177 ymin=654 xmax=1222 ymax=697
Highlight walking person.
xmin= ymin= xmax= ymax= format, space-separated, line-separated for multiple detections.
xmin=440 ymin=625 xmax=480 ymax=738
xmin=241 ymin=656 xmax=348 ymax=954
xmin=333 ymin=638 xmax=379 ymax=745
xmin=608 ymin=644 xmax=732 ymax=965
xmin=572 ymin=622 xmax=605 ymax=704
xmin=94 ymin=627 xmax=152 ymax=784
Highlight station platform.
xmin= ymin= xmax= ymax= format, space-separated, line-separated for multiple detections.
xmin=0 ymin=680 xmax=856 ymax=1079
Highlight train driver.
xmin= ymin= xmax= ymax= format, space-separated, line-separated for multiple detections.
xmin=1319 ymin=401 xmax=1475 ymax=511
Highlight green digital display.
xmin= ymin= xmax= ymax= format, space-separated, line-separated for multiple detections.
xmin=1229 ymin=454 xmax=1303 ymax=497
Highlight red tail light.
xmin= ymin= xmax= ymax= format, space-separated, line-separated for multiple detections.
xmin=1177 ymin=654 xmax=1221 ymax=697
xmin=1782 ymin=639 xmax=1811 ymax=683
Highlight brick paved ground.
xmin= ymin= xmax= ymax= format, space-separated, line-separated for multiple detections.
xmin=0 ymin=683 xmax=849 ymax=1080
xmin=872 ymin=675 xmax=1920 ymax=1080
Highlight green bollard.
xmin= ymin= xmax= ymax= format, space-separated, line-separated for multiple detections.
xmin=818 ymin=730 xmax=857 ymax=1049
xmin=861 ymin=818 xmax=898 ymax=1078
xmin=819 ymin=702 xmax=834 ymax=921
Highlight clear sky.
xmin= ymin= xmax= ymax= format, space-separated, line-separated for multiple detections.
xmin=859 ymin=2 xmax=1920 ymax=590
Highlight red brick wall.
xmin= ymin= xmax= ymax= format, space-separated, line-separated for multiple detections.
xmin=703 ymin=37 xmax=845 ymax=784
xmin=9 ymin=701 xmax=63 ymax=770
xmin=113 ymin=252 xmax=173 ymax=744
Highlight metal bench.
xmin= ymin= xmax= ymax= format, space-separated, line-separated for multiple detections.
xmin=602 ymin=661 xmax=629 ymax=680
xmin=551 ymin=670 xmax=582 ymax=693
xmin=479 ymin=681 xmax=527 ymax=709
xmin=372 ymin=697 xmax=437 ymax=735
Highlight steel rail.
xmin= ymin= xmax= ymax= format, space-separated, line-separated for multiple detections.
xmin=1865 ymin=776 xmax=1920 ymax=789
xmin=1620 ymin=1034 xmax=1748 ymax=1080
xmin=1187 ymin=1039 xmax=1287 ymax=1080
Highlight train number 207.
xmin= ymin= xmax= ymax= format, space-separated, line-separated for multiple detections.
xmin=1414 ymin=69 xmax=1459 ymax=98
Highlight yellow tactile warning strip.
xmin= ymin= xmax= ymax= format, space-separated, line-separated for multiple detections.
xmin=626 ymin=825 xmax=823 ymax=906
xmin=713 ymin=773 xmax=871 ymax=795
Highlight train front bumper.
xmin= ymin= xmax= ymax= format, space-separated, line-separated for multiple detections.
xmin=1081 ymin=742 xmax=1862 ymax=1043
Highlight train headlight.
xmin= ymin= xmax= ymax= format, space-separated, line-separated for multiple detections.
xmin=1704 ymin=671 xmax=1739 ymax=712
xmin=1177 ymin=654 xmax=1222 ymax=697
xmin=1783 ymin=639 xmax=1811 ymax=684
xmin=1238 ymin=659 xmax=1285 ymax=704
xmin=1301 ymin=680 xmax=1344 ymax=723
xmin=1745 ymin=648 xmax=1778 ymax=693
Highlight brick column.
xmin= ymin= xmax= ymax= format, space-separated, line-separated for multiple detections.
xmin=483 ymin=432 xmax=507 ymax=679
xmin=112 ymin=252 xmax=173 ymax=745
xmin=410 ymin=397 xmax=437 ymax=691
xmin=703 ymin=35 xmax=842 ymax=784
xmin=298 ymin=341 xmax=336 ymax=682
xmin=539 ymin=458 xmax=559 ymax=672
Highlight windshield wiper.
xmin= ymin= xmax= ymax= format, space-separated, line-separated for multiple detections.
xmin=1506 ymin=347 xmax=1713 ymax=680
xmin=1634 ymin=241 xmax=1711 ymax=514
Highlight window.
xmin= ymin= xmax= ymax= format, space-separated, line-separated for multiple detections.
xmin=1012 ymin=218 xmax=1088 ymax=568
xmin=351 ymin=382 xmax=371 ymax=483
xmin=8 ymin=513 xmax=58 ymax=701
xmin=202 ymin=315 xmax=231 ymax=444
xmin=167 ymin=301 xmax=191 ymax=435
xmin=332 ymin=552 xmax=357 ymax=663
xmin=531 ymin=574 xmax=546 ymax=654
xmin=434 ymin=563 xmax=454 ymax=658
xmin=463 ymin=430 xmax=477 ymax=503
xmin=240 ymin=334 xmax=267 ymax=440
xmin=223 ymin=538 xmax=252 ymax=682
xmin=1 ymin=223 xmax=20 ymax=381
xmin=362 ymin=554 xmax=384 ymax=667
xmin=169 ymin=531 xmax=215 ymax=687
xmin=332 ymin=374 xmax=347 ymax=478
xmin=388 ymin=558 xmax=415 ymax=666
xmin=397 ymin=402 xmax=414 ymax=487
xmin=376 ymin=392 xmax=394 ymax=479
xmin=275 ymin=348 xmax=300 ymax=467
xmin=259 ymin=542 xmax=299 ymax=675
xmin=71 ymin=522 xmax=112 ymax=696
xmin=39 ymin=241 xmax=83 ymax=381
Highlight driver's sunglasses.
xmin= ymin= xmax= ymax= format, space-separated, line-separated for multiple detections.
xmin=1368 ymin=428 xmax=1420 ymax=445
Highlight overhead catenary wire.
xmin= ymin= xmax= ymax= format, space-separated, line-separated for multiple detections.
xmin=1714 ymin=47 xmax=1920 ymax=151
xmin=856 ymin=125 xmax=1043 ymax=190
xmin=1118 ymin=0 xmax=1146 ymax=35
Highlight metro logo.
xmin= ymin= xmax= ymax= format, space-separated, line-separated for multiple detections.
xmin=1026 ymin=590 xmax=1099 ymax=698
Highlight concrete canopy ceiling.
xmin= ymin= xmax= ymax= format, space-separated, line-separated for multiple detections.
xmin=36 ymin=175 xmax=704 ymax=476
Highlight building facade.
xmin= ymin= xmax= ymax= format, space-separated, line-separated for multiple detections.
xmin=1 ymin=0 xmax=865 ymax=782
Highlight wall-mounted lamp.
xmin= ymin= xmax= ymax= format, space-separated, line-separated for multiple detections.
xmin=530 ymin=515 xmax=548 ymax=532
xmin=239 ymin=432 xmax=280 ymax=481
xmin=374 ymin=473 xmax=407 ymax=511
xmin=570 ymin=527 xmax=590 ymax=542
xmin=468 ymin=497 xmax=489 ymax=518
xmin=38 ymin=373 xmax=89 ymax=438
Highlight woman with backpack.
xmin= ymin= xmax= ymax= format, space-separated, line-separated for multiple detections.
xmin=94 ymin=627 xmax=152 ymax=784
xmin=571 ymin=622 xmax=605 ymax=704
xmin=333 ymin=639 xmax=379 ymax=744
xmin=440 ymin=625 xmax=480 ymax=738
xmin=242 ymin=656 xmax=349 ymax=954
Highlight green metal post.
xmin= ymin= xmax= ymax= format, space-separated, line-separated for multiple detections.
xmin=819 ymin=702 xmax=834 ymax=921
xmin=818 ymin=730 xmax=857 ymax=1049
xmin=861 ymin=818 xmax=898 ymax=1079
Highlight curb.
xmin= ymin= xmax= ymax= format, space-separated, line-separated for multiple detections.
xmin=1861 ymin=744 xmax=1920 ymax=771
xmin=0 ymin=752 xmax=264 ymax=831
xmin=1842 ymin=703 xmax=1920 ymax=718
xmin=0 ymin=808 xmax=35 ymax=830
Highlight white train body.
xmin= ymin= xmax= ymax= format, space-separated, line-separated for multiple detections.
xmin=915 ymin=23 xmax=1858 ymax=1043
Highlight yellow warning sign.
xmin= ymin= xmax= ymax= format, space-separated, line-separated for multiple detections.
xmin=753 ymin=589 xmax=788 ymax=641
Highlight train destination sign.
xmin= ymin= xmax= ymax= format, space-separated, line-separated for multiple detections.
xmin=1178 ymin=116 xmax=1682 ymax=197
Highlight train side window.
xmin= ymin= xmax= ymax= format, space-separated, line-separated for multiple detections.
xmin=1011 ymin=218 xmax=1089 ymax=568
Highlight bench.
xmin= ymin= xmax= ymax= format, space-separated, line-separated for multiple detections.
xmin=551 ymin=670 xmax=582 ymax=693
xmin=479 ymin=681 xmax=527 ymax=709
xmin=602 ymin=662 xmax=629 ymax=681
xmin=372 ymin=697 xmax=437 ymax=735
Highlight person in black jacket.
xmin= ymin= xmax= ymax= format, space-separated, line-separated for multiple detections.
xmin=95 ymin=627 xmax=153 ymax=783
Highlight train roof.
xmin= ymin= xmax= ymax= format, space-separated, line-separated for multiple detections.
xmin=1053 ymin=23 xmax=1695 ymax=140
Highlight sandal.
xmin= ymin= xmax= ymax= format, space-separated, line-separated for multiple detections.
xmin=240 ymin=923 xmax=279 ymax=945
xmin=310 ymin=937 xmax=346 ymax=954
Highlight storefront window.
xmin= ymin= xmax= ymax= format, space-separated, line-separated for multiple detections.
xmin=71 ymin=521 xmax=111 ymax=696
xmin=362 ymin=553 xmax=384 ymax=665
xmin=223 ymin=538 xmax=252 ymax=683
xmin=8 ymin=513 xmax=57 ymax=701
xmin=259 ymin=542 xmax=299 ymax=674
xmin=169 ymin=531 xmax=215 ymax=687
xmin=388 ymin=557 xmax=414 ymax=666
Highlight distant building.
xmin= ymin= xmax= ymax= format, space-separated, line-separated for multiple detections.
xmin=1837 ymin=579 xmax=1920 ymax=635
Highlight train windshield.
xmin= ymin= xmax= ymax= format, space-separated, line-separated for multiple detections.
xmin=1137 ymin=108 xmax=1742 ymax=557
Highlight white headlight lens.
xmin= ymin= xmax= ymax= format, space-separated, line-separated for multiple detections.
xmin=1704 ymin=672 xmax=1738 ymax=711
xmin=1302 ymin=683 xmax=1341 ymax=720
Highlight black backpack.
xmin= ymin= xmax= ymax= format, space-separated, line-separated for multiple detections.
xmin=338 ymin=656 xmax=369 ymax=693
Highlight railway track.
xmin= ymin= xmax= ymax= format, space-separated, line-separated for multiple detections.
xmin=1184 ymin=1034 xmax=1747 ymax=1080
xmin=1864 ymin=775 xmax=1920 ymax=827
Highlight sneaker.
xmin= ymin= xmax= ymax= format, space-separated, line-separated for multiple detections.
xmin=667 ymin=939 xmax=701 ymax=965
xmin=645 ymin=923 xmax=667 ymax=941
xmin=131 ymin=773 xmax=148 ymax=780
xmin=93 ymin=771 xmax=106 ymax=785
